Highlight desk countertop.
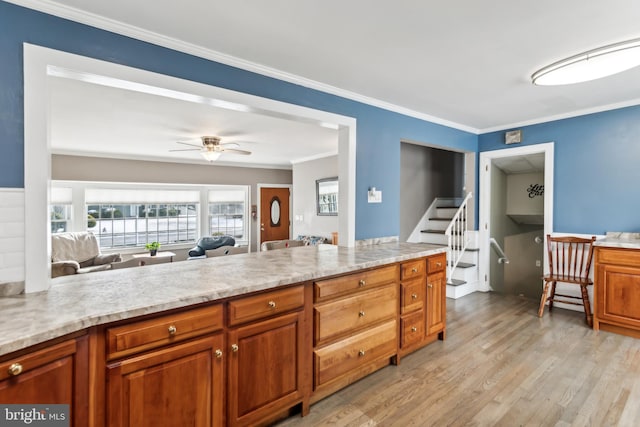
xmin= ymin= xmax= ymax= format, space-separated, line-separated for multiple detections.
xmin=0 ymin=242 xmax=446 ymax=356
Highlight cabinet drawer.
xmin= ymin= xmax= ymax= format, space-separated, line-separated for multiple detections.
xmin=314 ymin=284 xmax=397 ymax=344
xmin=314 ymin=319 xmax=397 ymax=387
xmin=314 ymin=264 xmax=399 ymax=303
xmin=228 ymin=285 xmax=304 ymax=327
xmin=401 ymin=259 xmax=426 ymax=280
xmin=400 ymin=278 xmax=424 ymax=314
xmin=400 ymin=311 xmax=425 ymax=348
xmin=596 ymin=247 xmax=640 ymax=267
xmin=107 ymin=304 xmax=223 ymax=360
xmin=427 ymin=253 xmax=446 ymax=274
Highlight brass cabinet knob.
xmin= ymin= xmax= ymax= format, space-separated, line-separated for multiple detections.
xmin=411 ymin=326 xmax=418 ymax=332
xmin=411 ymin=293 xmax=418 ymax=300
xmin=427 ymin=284 xmax=433 ymax=289
xmin=358 ymin=279 xmax=366 ymax=287
xmin=358 ymin=311 xmax=365 ymax=317
xmin=358 ymin=349 xmax=366 ymax=357
xmin=231 ymin=344 xmax=239 ymax=353
xmin=215 ymin=349 xmax=223 ymax=359
xmin=268 ymin=300 xmax=276 ymax=309
xmin=8 ymin=363 xmax=23 ymax=376
xmin=411 ymin=267 xmax=418 ymax=273
xmin=168 ymin=325 xmax=177 ymax=335
xmin=436 ymin=262 xmax=442 ymax=268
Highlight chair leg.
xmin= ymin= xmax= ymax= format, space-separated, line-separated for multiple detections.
xmin=548 ymin=281 xmax=557 ymax=312
xmin=538 ymin=281 xmax=551 ymax=317
xmin=580 ymin=284 xmax=593 ymax=327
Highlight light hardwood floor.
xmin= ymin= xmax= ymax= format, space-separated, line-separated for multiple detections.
xmin=277 ymin=292 xmax=640 ymax=426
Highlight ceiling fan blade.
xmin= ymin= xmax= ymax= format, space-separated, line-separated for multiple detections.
xmin=169 ymin=148 xmax=201 ymax=152
xmin=222 ymin=148 xmax=252 ymax=155
xmin=175 ymin=141 xmax=202 ymax=148
xmin=219 ymin=142 xmax=240 ymax=148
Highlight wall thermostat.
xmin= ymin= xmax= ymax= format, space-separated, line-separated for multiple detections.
xmin=505 ymin=129 xmax=522 ymax=144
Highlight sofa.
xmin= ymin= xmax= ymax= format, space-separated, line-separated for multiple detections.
xmin=51 ymin=232 xmax=122 ymax=278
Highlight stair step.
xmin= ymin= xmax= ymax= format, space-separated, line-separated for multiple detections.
xmin=452 ymin=261 xmax=475 ymax=269
xmin=421 ymin=229 xmax=445 ymax=234
xmin=447 ymin=278 xmax=467 ymax=286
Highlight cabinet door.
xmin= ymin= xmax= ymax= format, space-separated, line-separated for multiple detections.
xmin=0 ymin=337 xmax=88 ymax=427
xmin=597 ymin=263 xmax=640 ymax=327
xmin=426 ymin=271 xmax=446 ymax=337
xmin=227 ymin=311 xmax=304 ymax=426
xmin=107 ymin=334 xmax=224 ymax=427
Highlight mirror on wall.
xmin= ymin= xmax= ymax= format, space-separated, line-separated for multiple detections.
xmin=316 ymin=177 xmax=338 ymax=216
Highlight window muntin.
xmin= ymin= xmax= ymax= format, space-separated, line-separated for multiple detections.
xmin=50 ymin=204 xmax=71 ymax=234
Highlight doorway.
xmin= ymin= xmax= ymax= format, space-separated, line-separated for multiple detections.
xmin=259 ymin=186 xmax=291 ymax=246
xmin=479 ymin=143 xmax=554 ymax=296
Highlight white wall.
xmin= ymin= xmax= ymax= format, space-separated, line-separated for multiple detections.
xmin=0 ymin=189 xmax=25 ymax=295
xmin=292 ymin=155 xmax=338 ymax=240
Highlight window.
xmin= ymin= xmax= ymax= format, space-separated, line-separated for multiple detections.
xmin=50 ymin=187 xmax=72 ymax=234
xmin=85 ymin=187 xmax=201 ymax=250
xmin=209 ymin=188 xmax=248 ymax=243
xmin=50 ymin=182 xmax=250 ymax=250
xmin=87 ymin=203 xmax=198 ymax=249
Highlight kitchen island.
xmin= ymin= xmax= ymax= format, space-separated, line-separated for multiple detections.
xmin=0 ymin=242 xmax=447 ymax=426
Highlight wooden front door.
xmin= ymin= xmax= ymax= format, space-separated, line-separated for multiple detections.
xmin=260 ymin=187 xmax=290 ymax=244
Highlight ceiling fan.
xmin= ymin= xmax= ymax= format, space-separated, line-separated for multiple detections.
xmin=170 ymin=136 xmax=252 ymax=162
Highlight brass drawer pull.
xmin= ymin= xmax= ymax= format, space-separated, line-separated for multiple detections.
xmin=411 ymin=326 xmax=418 ymax=332
xmin=168 ymin=325 xmax=177 ymax=336
xmin=358 ymin=349 xmax=366 ymax=357
xmin=268 ymin=300 xmax=276 ymax=309
xmin=8 ymin=363 xmax=23 ymax=376
xmin=358 ymin=310 xmax=365 ymax=317
xmin=436 ymin=262 xmax=442 ymax=268
xmin=411 ymin=267 xmax=418 ymax=273
xmin=215 ymin=349 xmax=223 ymax=359
xmin=231 ymin=344 xmax=239 ymax=353
xmin=427 ymin=284 xmax=433 ymax=289
xmin=411 ymin=293 xmax=418 ymax=300
xmin=358 ymin=279 xmax=366 ymax=287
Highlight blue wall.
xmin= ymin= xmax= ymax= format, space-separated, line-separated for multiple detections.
xmin=479 ymin=105 xmax=640 ymax=235
xmin=0 ymin=1 xmax=476 ymax=240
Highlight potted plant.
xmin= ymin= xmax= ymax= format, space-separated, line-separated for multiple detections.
xmin=145 ymin=241 xmax=161 ymax=256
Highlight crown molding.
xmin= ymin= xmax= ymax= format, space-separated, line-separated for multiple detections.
xmin=479 ymin=97 xmax=640 ymax=134
xmin=6 ymin=0 xmax=479 ymax=134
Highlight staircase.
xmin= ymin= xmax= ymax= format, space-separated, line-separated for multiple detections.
xmin=407 ymin=195 xmax=479 ymax=299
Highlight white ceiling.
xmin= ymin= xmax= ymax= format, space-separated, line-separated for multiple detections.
xmin=17 ymin=0 xmax=640 ymax=164
xmin=493 ymin=153 xmax=545 ymax=174
xmin=49 ymin=76 xmax=339 ymax=168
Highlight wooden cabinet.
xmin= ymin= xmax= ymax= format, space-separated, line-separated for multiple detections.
xmin=107 ymin=335 xmax=224 ymax=427
xmin=397 ymin=253 xmax=447 ymax=360
xmin=105 ymin=304 xmax=224 ymax=427
xmin=312 ymin=265 xmax=399 ymax=402
xmin=0 ymin=336 xmax=89 ymax=427
xmin=227 ymin=285 xmax=307 ymax=426
xmin=594 ymin=246 xmax=640 ymax=337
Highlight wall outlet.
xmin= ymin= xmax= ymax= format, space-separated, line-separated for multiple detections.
xmin=535 ymin=260 xmax=541 ymax=267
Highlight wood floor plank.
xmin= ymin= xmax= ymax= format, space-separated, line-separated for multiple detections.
xmin=276 ymin=292 xmax=640 ymax=427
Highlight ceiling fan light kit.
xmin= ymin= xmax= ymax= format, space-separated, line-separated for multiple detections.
xmin=532 ymin=37 xmax=640 ymax=85
xmin=170 ymin=135 xmax=252 ymax=162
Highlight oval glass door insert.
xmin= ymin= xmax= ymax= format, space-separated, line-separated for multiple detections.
xmin=270 ymin=197 xmax=281 ymax=227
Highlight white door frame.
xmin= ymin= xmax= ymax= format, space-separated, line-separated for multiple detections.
xmin=478 ymin=142 xmax=554 ymax=292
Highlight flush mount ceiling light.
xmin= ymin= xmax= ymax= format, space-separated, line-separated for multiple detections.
xmin=532 ymin=38 xmax=640 ymax=85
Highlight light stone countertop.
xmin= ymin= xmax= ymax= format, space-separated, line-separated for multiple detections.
xmin=594 ymin=232 xmax=640 ymax=250
xmin=0 ymin=242 xmax=446 ymax=356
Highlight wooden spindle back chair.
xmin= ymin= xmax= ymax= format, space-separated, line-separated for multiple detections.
xmin=537 ymin=234 xmax=596 ymax=326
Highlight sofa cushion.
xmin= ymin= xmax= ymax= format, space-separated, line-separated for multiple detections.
xmin=51 ymin=232 xmax=100 ymax=263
